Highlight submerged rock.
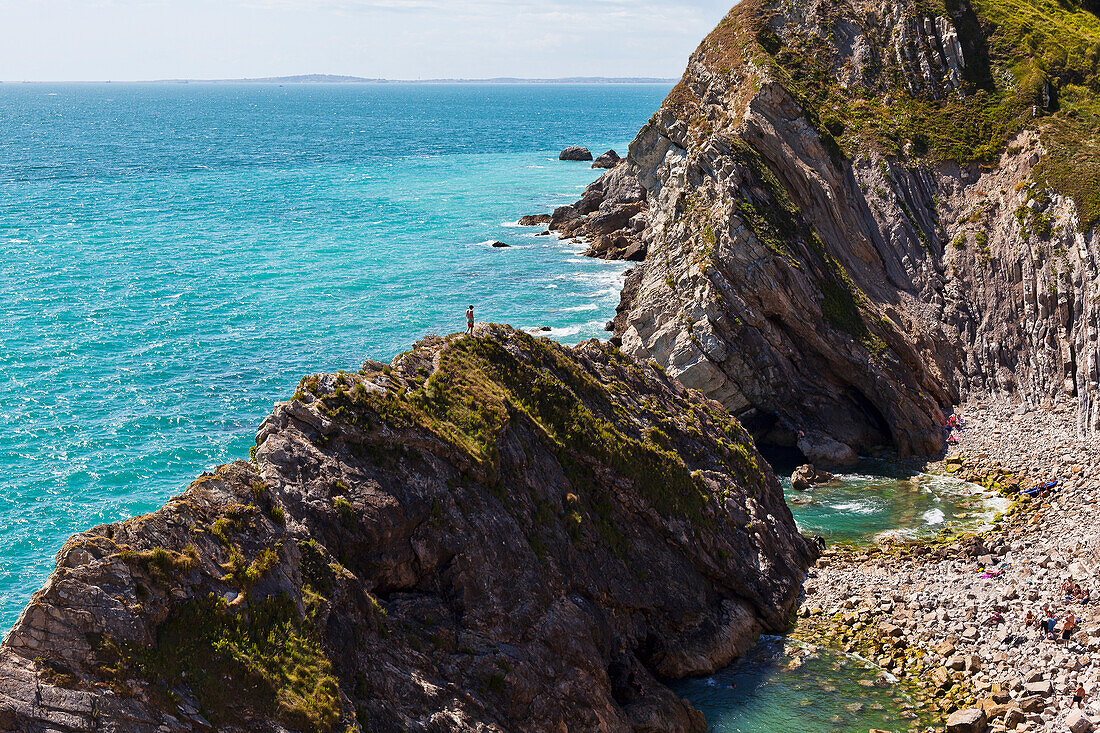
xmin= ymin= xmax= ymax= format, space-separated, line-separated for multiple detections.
xmin=490 ymin=240 xmax=510 ymax=248
xmin=558 ymin=146 xmax=593 ymax=161
xmin=0 ymin=324 xmax=817 ymax=732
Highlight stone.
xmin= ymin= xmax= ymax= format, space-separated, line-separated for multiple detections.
xmin=791 ymin=464 xmax=836 ymax=490
xmin=490 ymin=241 xmax=510 ymax=248
xmin=1003 ymin=708 xmax=1025 ymax=729
xmin=558 ymin=146 xmax=593 ymax=161
xmin=1024 ymin=680 xmax=1052 ymax=696
xmin=517 ymin=214 xmax=551 ymax=226
xmin=946 ymin=708 xmax=987 ymax=733
xmin=592 ymin=149 xmax=622 ymax=169
xmin=0 ymin=324 xmax=818 ymax=732
xmin=1066 ymin=710 xmax=1093 ymax=733
xmin=797 ymin=433 xmax=859 ymax=467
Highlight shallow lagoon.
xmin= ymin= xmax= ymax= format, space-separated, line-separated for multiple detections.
xmin=784 ymin=458 xmax=1008 ymax=545
xmin=669 ymin=636 xmax=925 ymax=733
xmin=675 ymin=459 xmax=1001 ymax=731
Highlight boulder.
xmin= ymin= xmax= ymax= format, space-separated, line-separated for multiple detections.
xmin=790 ymin=464 xmax=835 ymax=490
xmin=1066 ymin=710 xmax=1093 ymax=733
xmin=1024 ymin=680 xmax=1052 ymax=696
xmin=559 ymin=146 xmax=593 ymax=161
xmin=945 ymin=708 xmax=987 ymax=733
xmin=797 ymin=433 xmax=859 ymax=467
xmin=518 ymin=214 xmax=552 ymax=226
xmin=491 ymin=241 xmax=510 ymax=248
xmin=592 ymin=149 xmax=622 ymax=169
xmin=1003 ymin=708 xmax=1025 ymax=729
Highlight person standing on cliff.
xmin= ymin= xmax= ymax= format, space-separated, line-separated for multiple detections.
xmin=466 ymin=305 xmax=474 ymax=336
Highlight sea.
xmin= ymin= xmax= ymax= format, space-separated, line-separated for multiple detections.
xmin=2 ymin=82 xmax=986 ymax=730
xmin=0 ymin=82 xmax=669 ymax=633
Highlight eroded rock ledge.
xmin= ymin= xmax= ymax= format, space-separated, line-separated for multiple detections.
xmin=0 ymin=325 xmax=816 ymax=733
xmin=564 ymin=0 xmax=1100 ymax=465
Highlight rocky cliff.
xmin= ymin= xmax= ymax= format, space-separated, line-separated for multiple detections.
xmin=558 ymin=0 xmax=1100 ymax=464
xmin=0 ymin=325 xmax=816 ymax=733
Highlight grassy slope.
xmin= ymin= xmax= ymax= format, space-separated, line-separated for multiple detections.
xmin=668 ymin=0 xmax=1100 ymax=228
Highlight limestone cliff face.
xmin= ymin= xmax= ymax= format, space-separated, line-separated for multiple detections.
xmin=563 ymin=0 xmax=1100 ymax=463
xmin=0 ymin=326 xmax=816 ymax=733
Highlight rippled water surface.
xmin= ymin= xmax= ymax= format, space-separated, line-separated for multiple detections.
xmin=670 ymin=636 xmax=922 ymax=733
xmin=782 ymin=458 xmax=1007 ymax=544
xmin=0 ymin=82 xmax=671 ymax=632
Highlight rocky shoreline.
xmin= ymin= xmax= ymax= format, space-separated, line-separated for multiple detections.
xmin=800 ymin=395 xmax=1100 ymax=732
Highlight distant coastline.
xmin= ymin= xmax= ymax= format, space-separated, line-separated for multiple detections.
xmin=4 ymin=74 xmax=677 ymax=85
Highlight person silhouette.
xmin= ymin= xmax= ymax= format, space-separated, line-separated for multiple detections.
xmin=466 ymin=305 xmax=474 ymax=335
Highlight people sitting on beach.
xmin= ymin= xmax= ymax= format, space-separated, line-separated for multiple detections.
xmin=1026 ymin=609 xmax=1036 ymax=629
xmin=1082 ymin=588 xmax=1091 ymax=605
xmin=1045 ymin=609 xmax=1059 ymax=638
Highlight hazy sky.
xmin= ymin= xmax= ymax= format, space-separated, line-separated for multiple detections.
xmin=0 ymin=0 xmax=734 ymax=82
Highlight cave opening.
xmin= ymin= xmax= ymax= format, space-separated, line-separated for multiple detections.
xmin=843 ymin=387 xmax=894 ymax=451
xmin=736 ymin=408 xmax=808 ymax=473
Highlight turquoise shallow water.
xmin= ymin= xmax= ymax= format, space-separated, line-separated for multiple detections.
xmin=669 ymin=636 xmax=922 ymax=733
xmin=782 ymin=458 xmax=1007 ymax=545
xmin=0 ymin=82 xmax=670 ymax=632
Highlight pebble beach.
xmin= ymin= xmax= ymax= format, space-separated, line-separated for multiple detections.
xmin=801 ymin=395 xmax=1100 ymax=732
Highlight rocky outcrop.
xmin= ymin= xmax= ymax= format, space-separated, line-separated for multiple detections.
xmin=559 ymin=146 xmax=593 ymax=161
xmin=593 ymin=150 xmax=623 ymax=169
xmin=0 ymin=325 xmax=817 ymax=733
xmin=790 ymin=464 xmax=835 ymax=490
xmin=569 ymin=0 xmax=1100 ymax=462
xmin=550 ymin=165 xmax=649 ymax=261
xmin=517 ymin=214 xmax=551 ymax=226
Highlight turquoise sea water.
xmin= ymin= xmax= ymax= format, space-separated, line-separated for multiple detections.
xmin=669 ymin=636 xmax=922 ymax=733
xmin=783 ymin=459 xmax=1007 ymax=545
xmin=0 ymin=82 xmax=670 ymax=633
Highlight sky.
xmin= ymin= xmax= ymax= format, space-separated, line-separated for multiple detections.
xmin=0 ymin=0 xmax=735 ymax=82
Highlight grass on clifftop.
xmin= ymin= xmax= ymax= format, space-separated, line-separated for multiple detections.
xmin=671 ymin=0 xmax=1100 ymax=228
xmin=312 ymin=330 xmax=765 ymax=526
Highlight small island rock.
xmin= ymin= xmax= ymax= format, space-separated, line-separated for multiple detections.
xmin=592 ymin=149 xmax=622 ymax=169
xmin=491 ymin=241 xmax=510 ymax=248
xmin=518 ymin=214 xmax=552 ymax=226
xmin=559 ymin=146 xmax=593 ymax=161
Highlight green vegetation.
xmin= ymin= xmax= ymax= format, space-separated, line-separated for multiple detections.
xmin=333 ymin=497 xmax=356 ymax=527
xmin=118 ymin=545 xmax=199 ymax=584
xmin=99 ymin=592 xmax=343 ymax=732
xmin=670 ymin=0 xmax=1100 ymax=228
xmin=315 ymin=331 xmax=760 ymax=526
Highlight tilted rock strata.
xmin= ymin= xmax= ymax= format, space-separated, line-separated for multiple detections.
xmin=572 ymin=0 xmax=1100 ymax=463
xmin=550 ymin=164 xmax=650 ymax=261
xmin=0 ymin=325 xmax=817 ymax=733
